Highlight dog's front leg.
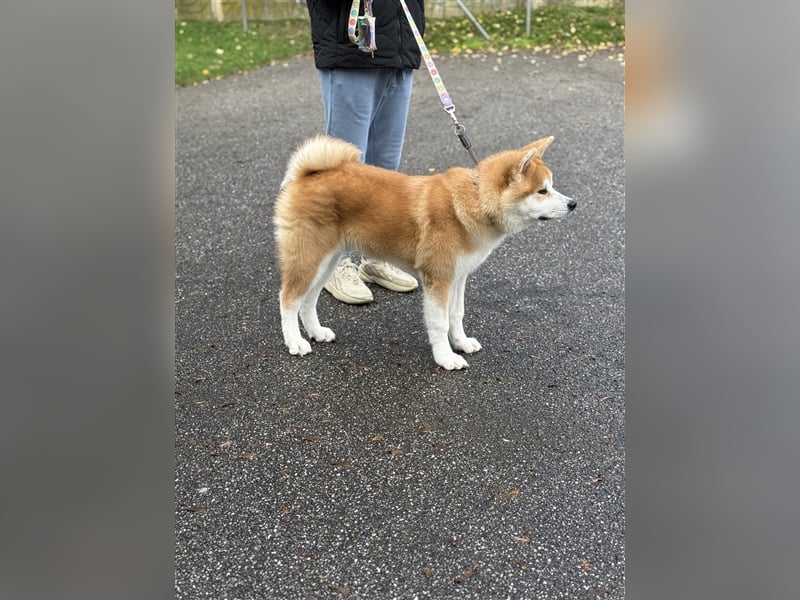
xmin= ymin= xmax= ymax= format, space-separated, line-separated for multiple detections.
xmin=448 ymin=274 xmax=482 ymax=354
xmin=423 ymin=280 xmax=468 ymax=370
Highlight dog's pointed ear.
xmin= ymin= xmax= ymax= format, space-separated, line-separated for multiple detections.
xmin=518 ymin=136 xmax=555 ymax=174
xmin=529 ymin=136 xmax=555 ymax=157
xmin=518 ymin=147 xmax=538 ymax=175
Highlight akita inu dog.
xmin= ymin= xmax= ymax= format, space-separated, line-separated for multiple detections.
xmin=274 ymin=135 xmax=576 ymax=370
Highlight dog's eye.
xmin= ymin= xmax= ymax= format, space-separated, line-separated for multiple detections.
xmin=537 ymin=188 xmax=547 ymax=195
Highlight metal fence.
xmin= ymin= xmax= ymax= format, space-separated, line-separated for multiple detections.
xmin=175 ymin=0 xmax=622 ymax=21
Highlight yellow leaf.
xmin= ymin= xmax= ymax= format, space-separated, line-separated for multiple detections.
xmin=512 ymin=535 xmax=530 ymax=543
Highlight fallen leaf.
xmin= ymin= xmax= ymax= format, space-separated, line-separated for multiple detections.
xmin=513 ymin=559 xmax=527 ymax=570
xmin=369 ymin=433 xmax=384 ymax=442
xmin=421 ymin=566 xmax=433 ymax=579
xmin=433 ymin=438 xmax=455 ymax=450
xmin=183 ymin=505 xmax=206 ymax=514
xmin=511 ymin=535 xmax=531 ymax=543
xmin=505 ymin=488 xmax=521 ymax=499
xmin=387 ymin=448 xmax=404 ymax=456
xmin=325 ymin=582 xmax=349 ymax=597
xmin=582 ymin=560 xmax=592 ymax=573
xmin=454 ymin=563 xmax=479 ymax=584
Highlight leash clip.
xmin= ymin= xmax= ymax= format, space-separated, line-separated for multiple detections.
xmin=450 ymin=116 xmax=479 ymax=166
xmin=436 ymin=73 xmax=478 ymax=165
xmin=444 ymin=105 xmax=469 ymax=148
xmin=454 ymin=122 xmax=472 ymax=150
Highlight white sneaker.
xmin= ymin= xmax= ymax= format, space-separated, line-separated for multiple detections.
xmin=359 ymin=259 xmax=419 ymax=292
xmin=323 ymin=258 xmax=374 ymax=304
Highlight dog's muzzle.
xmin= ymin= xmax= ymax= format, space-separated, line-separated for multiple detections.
xmin=538 ymin=199 xmax=577 ymax=221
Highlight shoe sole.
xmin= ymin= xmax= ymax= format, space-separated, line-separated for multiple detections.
xmin=359 ymin=266 xmax=419 ymax=293
xmin=323 ymin=283 xmax=373 ymax=304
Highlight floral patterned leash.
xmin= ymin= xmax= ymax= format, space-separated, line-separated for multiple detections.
xmin=397 ymin=0 xmax=478 ymax=165
xmin=349 ymin=0 xmax=478 ymax=164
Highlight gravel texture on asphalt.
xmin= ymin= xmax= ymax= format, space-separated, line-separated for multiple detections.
xmin=176 ymin=48 xmax=624 ymax=599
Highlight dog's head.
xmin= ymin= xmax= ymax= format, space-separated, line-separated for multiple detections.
xmin=480 ymin=136 xmax=576 ymax=234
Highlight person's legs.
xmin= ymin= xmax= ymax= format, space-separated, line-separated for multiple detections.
xmin=318 ymin=68 xmax=377 ymax=155
xmin=364 ymin=69 xmax=414 ymax=169
xmin=359 ymin=68 xmax=419 ymax=292
xmin=318 ymin=68 xmax=414 ymax=168
xmin=317 ymin=69 xmax=378 ymax=303
xmin=317 ymin=68 xmax=418 ymax=299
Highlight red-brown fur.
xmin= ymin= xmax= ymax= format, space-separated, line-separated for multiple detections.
xmin=274 ymin=135 xmax=574 ymax=369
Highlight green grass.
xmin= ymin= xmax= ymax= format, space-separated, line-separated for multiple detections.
xmin=425 ymin=5 xmax=625 ymax=55
xmin=175 ymin=19 xmax=313 ymax=86
xmin=176 ymin=5 xmax=624 ymax=86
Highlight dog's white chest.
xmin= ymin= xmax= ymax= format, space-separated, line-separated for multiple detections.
xmin=456 ymin=238 xmax=504 ymax=277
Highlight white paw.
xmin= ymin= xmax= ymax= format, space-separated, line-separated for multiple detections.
xmin=286 ymin=338 xmax=312 ymax=356
xmin=309 ymin=327 xmax=336 ymax=343
xmin=453 ymin=337 xmax=482 ymax=354
xmin=435 ymin=352 xmax=469 ymax=370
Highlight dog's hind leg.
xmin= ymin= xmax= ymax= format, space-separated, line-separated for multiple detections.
xmin=448 ymin=274 xmax=482 ymax=354
xmin=422 ymin=276 xmax=469 ymax=370
xmin=279 ymin=247 xmax=336 ymax=356
xmin=299 ymin=251 xmax=340 ymax=343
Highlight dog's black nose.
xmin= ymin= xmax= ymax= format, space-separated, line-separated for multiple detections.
xmin=567 ymin=199 xmax=577 ymax=211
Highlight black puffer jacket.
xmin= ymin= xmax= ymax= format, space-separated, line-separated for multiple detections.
xmin=306 ymin=0 xmax=425 ymax=69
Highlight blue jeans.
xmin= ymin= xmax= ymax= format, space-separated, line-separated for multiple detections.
xmin=317 ymin=68 xmax=413 ymax=170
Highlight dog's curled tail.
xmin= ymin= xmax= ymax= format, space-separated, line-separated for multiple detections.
xmin=280 ymin=135 xmax=362 ymax=189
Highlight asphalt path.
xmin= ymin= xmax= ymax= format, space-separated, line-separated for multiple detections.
xmin=176 ymin=48 xmax=624 ymax=599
